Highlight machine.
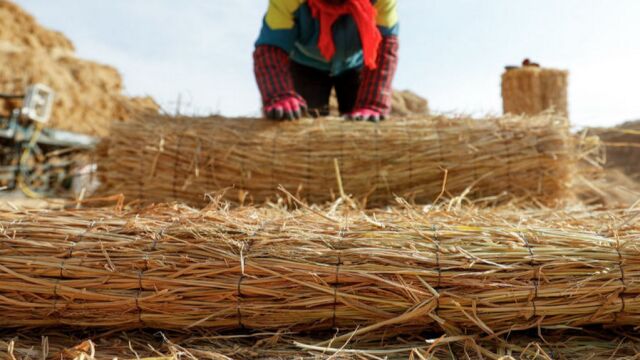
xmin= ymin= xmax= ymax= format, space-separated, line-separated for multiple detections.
xmin=0 ymin=84 xmax=98 ymax=197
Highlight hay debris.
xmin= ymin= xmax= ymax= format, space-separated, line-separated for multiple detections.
xmin=99 ymin=114 xmax=578 ymax=207
xmin=1 ymin=328 xmax=639 ymax=360
xmin=0 ymin=205 xmax=638 ymax=334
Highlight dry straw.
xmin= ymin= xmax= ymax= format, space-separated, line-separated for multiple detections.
xmin=590 ymin=121 xmax=640 ymax=181
xmin=99 ymin=114 xmax=576 ymax=207
xmin=1 ymin=328 xmax=640 ymax=359
xmin=0 ymin=204 xmax=638 ymax=336
xmin=502 ymin=66 xmax=569 ymax=117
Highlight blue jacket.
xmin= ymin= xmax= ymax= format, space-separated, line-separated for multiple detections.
xmin=255 ymin=0 xmax=399 ymax=76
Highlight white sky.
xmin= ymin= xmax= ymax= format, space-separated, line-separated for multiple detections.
xmin=14 ymin=0 xmax=640 ymax=127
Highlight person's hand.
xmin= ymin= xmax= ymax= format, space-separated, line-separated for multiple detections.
xmin=345 ymin=108 xmax=385 ymax=123
xmin=264 ymin=96 xmax=307 ymax=121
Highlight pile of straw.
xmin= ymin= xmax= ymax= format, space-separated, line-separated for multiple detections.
xmin=99 ymin=114 xmax=576 ymax=207
xmin=502 ymin=66 xmax=569 ymax=117
xmin=2 ymin=328 xmax=640 ymax=359
xmin=575 ymin=168 xmax=640 ymax=208
xmin=0 ymin=1 xmax=159 ymax=137
xmin=0 ymin=0 xmax=74 ymax=55
xmin=0 ymin=204 xmax=638 ymax=335
xmin=591 ymin=120 xmax=640 ymax=180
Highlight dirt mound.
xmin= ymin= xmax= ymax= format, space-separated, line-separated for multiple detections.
xmin=329 ymin=89 xmax=429 ymax=116
xmin=0 ymin=0 xmax=158 ymax=137
xmin=591 ymin=120 xmax=640 ymax=180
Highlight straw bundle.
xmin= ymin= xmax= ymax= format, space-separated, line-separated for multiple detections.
xmin=0 ymin=205 xmax=638 ymax=334
xmin=502 ymin=66 xmax=569 ymax=117
xmin=2 ymin=328 xmax=640 ymax=360
xmin=99 ymin=114 xmax=575 ymax=207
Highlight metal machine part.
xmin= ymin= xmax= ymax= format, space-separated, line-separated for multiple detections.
xmin=21 ymin=84 xmax=55 ymax=124
xmin=0 ymin=84 xmax=98 ymax=197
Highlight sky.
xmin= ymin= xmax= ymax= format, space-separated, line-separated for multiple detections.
xmin=14 ymin=0 xmax=640 ymax=127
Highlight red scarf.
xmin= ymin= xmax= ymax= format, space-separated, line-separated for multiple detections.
xmin=307 ymin=0 xmax=382 ymax=69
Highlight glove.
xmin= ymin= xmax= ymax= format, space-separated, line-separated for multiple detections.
xmin=353 ymin=35 xmax=399 ymax=118
xmin=264 ymin=96 xmax=307 ymax=121
xmin=346 ymin=108 xmax=384 ymax=122
xmin=254 ymin=45 xmax=307 ymax=120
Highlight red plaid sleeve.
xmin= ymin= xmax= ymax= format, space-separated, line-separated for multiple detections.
xmin=253 ymin=45 xmax=303 ymax=107
xmin=354 ymin=35 xmax=399 ymax=115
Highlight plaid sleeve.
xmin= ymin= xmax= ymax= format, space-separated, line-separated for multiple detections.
xmin=253 ymin=45 xmax=302 ymax=107
xmin=354 ymin=35 xmax=399 ymax=115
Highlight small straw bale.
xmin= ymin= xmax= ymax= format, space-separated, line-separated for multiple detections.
xmin=0 ymin=205 xmax=638 ymax=335
xmin=502 ymin=65 xmax=569 ymax=117
xmin=99 ymin=114 xmax=576 ymax=207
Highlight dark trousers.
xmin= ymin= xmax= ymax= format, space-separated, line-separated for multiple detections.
xmin=291 ymin=61 xmax=361 ymax=117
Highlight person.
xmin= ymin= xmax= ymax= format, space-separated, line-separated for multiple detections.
xmin=254 ymin=0 xmax=399 ymax=122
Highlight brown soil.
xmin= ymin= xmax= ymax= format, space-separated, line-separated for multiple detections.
xmin=0 ymin=0 xmax=158 ymax=137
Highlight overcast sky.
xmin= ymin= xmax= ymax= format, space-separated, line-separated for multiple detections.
xmin=15 ymin=0 xmax=640 ymax=127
